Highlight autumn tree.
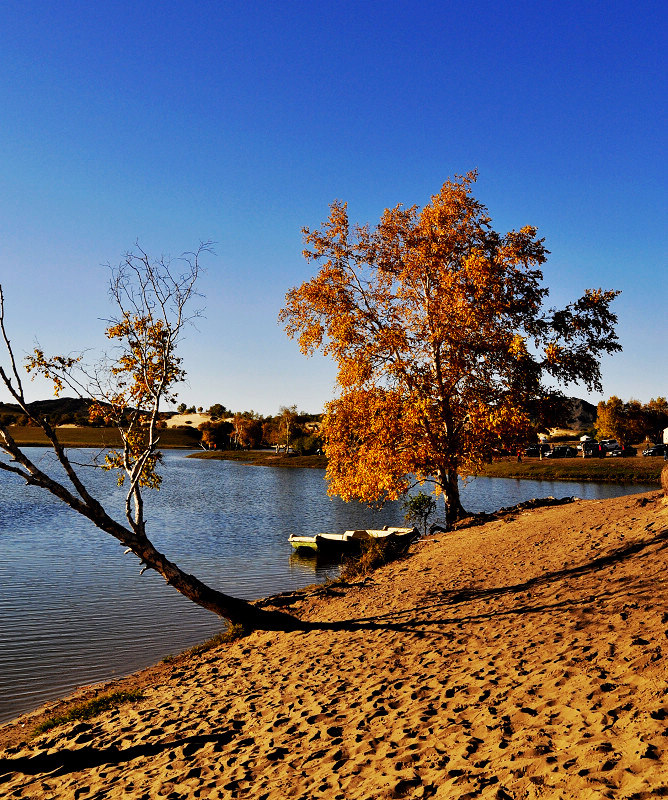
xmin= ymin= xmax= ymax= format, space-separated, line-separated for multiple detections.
xmin=232 ymin=412 xmax=263 ymax=449
xmin=279 ymin=404 xmax=298 ymax=452
xmin=199 ymin=419 xmax=233 ymax=449
xmin=596 ymin=396 xmax=668 ymax=445
xmin=595 ymin=396 xmax=625 ymax=442
xmin=207 ymin=403 xmax=228 ymax=420
xmin=281 ymin=173 xmax=621 ymax=526
xmin=0 ymin=244 xmax=296 ymax=632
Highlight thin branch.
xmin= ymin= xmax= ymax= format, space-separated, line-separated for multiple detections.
xmin=0 ymin=286 xmax=26 ymax=401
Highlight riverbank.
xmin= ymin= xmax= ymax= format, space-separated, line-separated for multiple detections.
xmin=188 ymin=449 xmax=328 ymax=468
xmin=8 ymin=428 xmax=663 ymax=484
xmin=478 ymin=456 xmax=664 ymax=484
xmin=1 ymin=490 xmax=667 ymax=798
xmin=191 ymin=448 xmax=664 ymax=483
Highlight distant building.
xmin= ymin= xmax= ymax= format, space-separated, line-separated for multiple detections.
xmin=663 ymin=427 xmax=668 ymax=445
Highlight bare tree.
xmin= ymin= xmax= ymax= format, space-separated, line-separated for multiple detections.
xmin=0 ymin=244 xmax=298 ymax=632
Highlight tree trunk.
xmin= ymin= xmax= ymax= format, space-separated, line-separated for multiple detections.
xmin=440 ymin=468 xmax=467 ymax=528
xmin=129 ymin=534 xmax=304 ymax=631
xmin=0 ymin=439 xmax=304 ymax=634
xmin=80 ymin=505 xmax=305 ymax=632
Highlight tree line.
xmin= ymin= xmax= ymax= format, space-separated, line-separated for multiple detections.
xmin=596 ymin=396 xmax=668 ymax=445
xmin=0 ymin=397 xmax=324 ymax=455
xmin=197 ymin=405 xmax=323 ymax=454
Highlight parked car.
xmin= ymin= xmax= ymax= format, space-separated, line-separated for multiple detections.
xmin=524 ymin=443 xmax=551 ymax=457
xmin=606 ymin=445 xmax=637 ymax=457
xmin=545 ymin=445 xmax=578 ymax=458
xmin=642 ymin=444 xmax=667 ymax=457
xmin=599 ymin=439 xmax=620 ymax=452
xmin=579 ymin=440 xmax=605 ymax=458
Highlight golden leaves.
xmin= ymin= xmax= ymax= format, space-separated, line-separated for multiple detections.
xmin=509 ymin=335 xmax=528 ymax=359
xmin=281 ymin=174 xmax=619 ymax=513
xmin=25 ymin=349 xmax=82 ymax=396
xmin=545 ymin=342 xmax=562 ymax=364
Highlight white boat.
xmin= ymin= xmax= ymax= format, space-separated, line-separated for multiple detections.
xmin=288 ymin=526 xmax=418 ymax=556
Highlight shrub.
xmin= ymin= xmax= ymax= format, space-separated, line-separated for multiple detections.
xmin=403 ymin=492 xmax=437 ymax=537
xmin=340 ymin=539 xmax=386 ymax=580
xmin=293 ymin=433 xmax=323 ymax=456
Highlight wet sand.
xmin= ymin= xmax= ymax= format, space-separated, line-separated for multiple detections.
xmin=1 ymin=491 xmax=667 ymax=799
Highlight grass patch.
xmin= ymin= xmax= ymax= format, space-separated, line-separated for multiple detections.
xmin=189 ymin=450 xmax=327 ymax=469
xmin=161 ymin=624 xmax=250 ymax=663
xmin=6 ymin=426 xmax=201 ymax=449
xmin=184 ymin=624 xmax=248 ymax=657
xmin=32 ymin=689 xmax=144 ymax=736
xmin=477 ymin=457 xmax=663 ymax=484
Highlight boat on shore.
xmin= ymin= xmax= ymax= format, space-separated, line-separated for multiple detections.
xmin=288 ymin=526 xmax=418 ymax=557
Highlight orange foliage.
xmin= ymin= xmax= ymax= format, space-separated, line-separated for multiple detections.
xmin=281 ymin=173 xmax=620 ymax=524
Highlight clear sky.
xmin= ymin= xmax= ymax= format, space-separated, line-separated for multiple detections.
xmin=0 ymin=0 xmax=665 ymax=416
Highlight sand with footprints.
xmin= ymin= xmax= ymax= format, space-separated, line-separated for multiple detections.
xmin=1 ymin=490 xmax=667 ymax=799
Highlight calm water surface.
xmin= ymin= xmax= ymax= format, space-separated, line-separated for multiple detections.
xmin=0 ymin=449 xmax=655 ymax=724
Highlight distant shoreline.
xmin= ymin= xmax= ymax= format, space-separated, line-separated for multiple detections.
xmin=477 ymin=456 xmax=662 ymax=484
xmin=188 ymin=450 xmax=327 ymax=469
xmin=2 ymin=426 xmax=201 ymax=449
xmin=190 ymin=449 xmax=663 ymax=484
xmin=5 ymin=426 xmax=662 ymax=483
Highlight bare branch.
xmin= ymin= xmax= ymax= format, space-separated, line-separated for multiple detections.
xmin=0 ymin=285 xmax=26 ymax=402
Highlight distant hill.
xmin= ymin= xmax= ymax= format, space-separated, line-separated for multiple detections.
xmin=522 ymin=395 xmax=597 ymax=434
xmin=0 ymin=395 xmax=599 ymax=431
xmin=0 ymin=397 xmax=97 ymax=426
xmin=565 ymin=397 xmax=597 ymax=429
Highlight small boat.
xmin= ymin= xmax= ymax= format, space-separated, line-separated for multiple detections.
xmin=286 ymin=534 xmax=320 ymax=552
xmin=288 ymin=526 xmax=418 ymax=557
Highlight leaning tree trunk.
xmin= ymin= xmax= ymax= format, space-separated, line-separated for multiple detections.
xmin=121 ymin=527 xmax=304 ymax=632
xmin=0 ymin=429 xmax=304 ymax=633
xmin=82 ymin=495 xmax=304 ymax=632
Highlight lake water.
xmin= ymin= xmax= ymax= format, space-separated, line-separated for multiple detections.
xmin=0 ymin=449 xmax=656 ymax=725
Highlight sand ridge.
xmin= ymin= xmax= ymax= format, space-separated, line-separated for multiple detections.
xmin=1 ymin=491 xmax=667 ymax=799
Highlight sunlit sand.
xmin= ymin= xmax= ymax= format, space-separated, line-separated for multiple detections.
xmin=1 ymin=491 xmax=666 ymax=799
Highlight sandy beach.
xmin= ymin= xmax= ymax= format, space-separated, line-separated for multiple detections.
xmin=1 ymin=490 xmax=667 ymax=799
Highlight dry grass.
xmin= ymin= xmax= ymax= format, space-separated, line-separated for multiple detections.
xmin=6 ymin=426 xmax=202 ymax=449
xmin=31 ymin=690 xmax=144 ymax=737
xmin=339 ymin=539 xmax=388 ymax=581
xmin=189 ymin=450 xmax=327 ymax=469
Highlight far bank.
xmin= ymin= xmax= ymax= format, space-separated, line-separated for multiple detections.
xmin=5 ymin=425 xmax=663 ymax=484
xmin=189 ymin=449 xmax=663 ymax=484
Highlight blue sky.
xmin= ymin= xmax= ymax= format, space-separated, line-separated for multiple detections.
xmin=0 ymin=0 xmax=665 ymax=415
